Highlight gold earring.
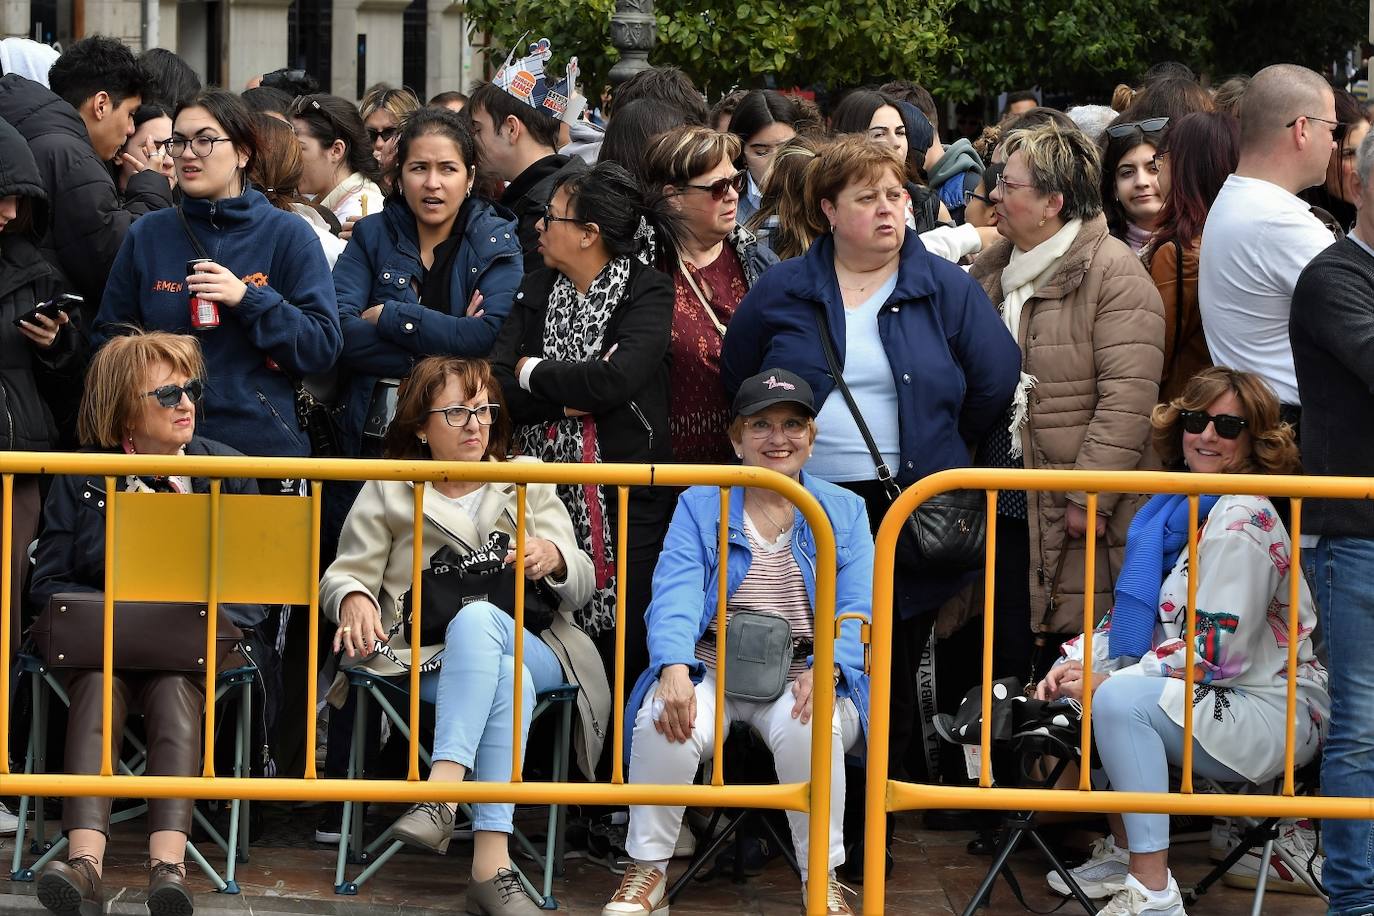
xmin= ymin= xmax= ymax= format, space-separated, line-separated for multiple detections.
xmin=1038 ymin=216 xmax=1046 ymax=227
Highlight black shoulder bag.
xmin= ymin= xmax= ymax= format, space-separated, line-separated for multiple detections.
xmin=176 ymin=208 xmax=342 ymax=456
xmin=813 ymin=308 xmax=986 ymax=574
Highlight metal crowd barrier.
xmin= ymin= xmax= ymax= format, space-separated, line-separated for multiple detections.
xmin=0 ymin=454 xmax=844 ymax=915
xmin=860 ymin=467 xmax=1374 ymax=914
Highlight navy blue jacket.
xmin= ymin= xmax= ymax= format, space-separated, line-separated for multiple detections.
xmin=331 ymin=195 xmax=522 ymax=452
xmin=721 ymin=231 xmax=1020 ymax=615
xmin=95 ymin=187 xmax=342 ymax=458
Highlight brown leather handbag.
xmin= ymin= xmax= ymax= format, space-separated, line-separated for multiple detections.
xmin=29 ymin=593 xmax=243 ymax=673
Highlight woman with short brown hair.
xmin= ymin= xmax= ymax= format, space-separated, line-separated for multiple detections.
xmin=640 ymin=125 xmax=777 ymax=463
xmin=320 ymin=356 xmax=608 ymax=914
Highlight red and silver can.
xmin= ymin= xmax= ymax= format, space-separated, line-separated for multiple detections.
xmin=187 ymin=258 xmax=219 ymax=329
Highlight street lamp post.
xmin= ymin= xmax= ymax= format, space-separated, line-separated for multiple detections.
xmin=608 ymin=0 xmax=654 ymax=87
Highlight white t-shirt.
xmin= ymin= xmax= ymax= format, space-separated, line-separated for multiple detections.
xmin=809 ymin=273 xmax=901 ymax=482
xmin=1197 ymin=175 xmax=1335 ymax=406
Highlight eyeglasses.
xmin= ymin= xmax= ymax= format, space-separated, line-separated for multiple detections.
xmin=428 ymin=403 xmax=500 ymax=428
xmin=744 ymin=417 xmax=810 ymax=439
xmin=1285 ymin=115 xmax=1348 ymax=143
xmin=143 ymin=379 xmax=204 ymax=408
xmin=1180 ymin=409 xmax=1248 ymax=439
xmin=995 ymin=173 xmax=1036 ymax=195
xmin=1151 ymin=150 xmax=1170 ymax=170
xmin=161 ymin=137 xmax=233 ymax=159
xmin=679 ymin=170 xmax=748 ymax=202
xmin=963 ymin=189 xmax=992 ymax=206
xmin=367 ymin=126 xmax=401 ymax=145
xmin=1105 ymin=117 xmax=1169 ymax=139
xmin=538 ymin=204 xmax=587 ymax=232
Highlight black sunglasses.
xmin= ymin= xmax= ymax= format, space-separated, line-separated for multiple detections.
xmin=680 ymin=170 xmax=748 ymax=202
xmin=1180 ymin=409 xmax=1248 ymax=439
xmin=367 ymin=126 xmax=400 ymax=144
xmin=1105 ymin=116 xmax=1169 ymax=139
xmin=143 ymin=378 xmax=204 ymax=408
xmin=1285 ymin=115 xmax=1348 ymax=144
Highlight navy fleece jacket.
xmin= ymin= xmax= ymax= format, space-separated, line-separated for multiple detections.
xmin=95 ymin=186 xmax=342 ymax=457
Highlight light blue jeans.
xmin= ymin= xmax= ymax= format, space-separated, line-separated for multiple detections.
xmin=1091 ymin=675 xmax=1243 ymax=854
xmin=1307 ymin=536 xmax=1374 ymax=916
xmin=417 ymin=601 xmax=563 ymax=835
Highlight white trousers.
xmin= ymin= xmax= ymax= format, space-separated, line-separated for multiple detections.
xmin=625 ymin=669 xmax=862 ymax=879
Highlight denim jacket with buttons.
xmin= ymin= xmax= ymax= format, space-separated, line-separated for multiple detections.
xmin=332 ymin=194 xmax=522 ymax=453
xmin=622 ymin=472 xmax=874 ymax=762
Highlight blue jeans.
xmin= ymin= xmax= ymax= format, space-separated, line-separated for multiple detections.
xmin=417 ymin=601 xmax=563 ymax=835
xmin=1092 ymin=675 xmax=1243 ymax=854
xmin=1308 ymin=537 xmax=1374 ymax=916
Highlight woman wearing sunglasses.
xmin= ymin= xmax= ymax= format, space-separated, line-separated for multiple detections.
xmin=1035 ymin=367 xmax=1328 ymax=915
xmin=94 ymin=88 xmax=342 ymax=464
xmin=29 ymin=331 xmax=265 ymax=916
xmin=360 ymin=83 xmax=420 ymax=195
xmin=289 ymin=93 xmax=384 ymax=228
xmin=639 ymin=126 xmax=778 ymax=464
xmin=491 ymin=160 xmax=679 ymax=711
xmin=1100 ymin=116 xmax=1169 ymax=253
xmin=320 ymin=356 xmax=607 ymax=914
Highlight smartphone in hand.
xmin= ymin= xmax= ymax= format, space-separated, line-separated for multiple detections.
xmin=13 ymin=293 xmax=83 ymax=328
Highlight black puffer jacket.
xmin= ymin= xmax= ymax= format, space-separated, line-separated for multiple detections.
xmin=0 ymin=74 xmax=172 ymax=313
xmin=499 ymin=154 xmax=588 ymax=274
xmin=0 ymin=114 xmax=82 ymax=450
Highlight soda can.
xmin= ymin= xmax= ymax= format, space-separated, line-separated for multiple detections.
xmin=187 ymin=258 xmax=219 ymax=329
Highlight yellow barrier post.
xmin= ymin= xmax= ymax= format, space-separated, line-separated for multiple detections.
xmin=305 ymin=480 xmax=323 ymax=780
xmin=612 ymin=485 xmax=629 ymax=785
xmin=408 ymin=483 xmax=424 ymax=782
xmin=511 ymin=484 xmax=527 ymax=782
xmin=1078 ymin=492 xmax=1098 ymax=792
xmin=0 ymin=473 xmax=12 ymax=775
xmin=1284 ymin=498 xmax=1303 ymax=796
xmin=202 ymin=480 xmax=222 ymax=777
xmin=101 ymin=475 xmax=118 ymax=778
xmin=1180 ymin=494 xmax=1200 ymax=793
xmin=712 ymin=487 xmax=729 ymax=786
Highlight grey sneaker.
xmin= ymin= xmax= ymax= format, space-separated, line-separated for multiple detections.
xmin=465 ymin=867 xmax=541 ymax=915
xmin=387 ymin=802 xmax=455 ymax=854
xmin=1048 ymin=836 xmax=1130 ymax=899
xmin=1096 ymin=874 xmax=1188 ymax=916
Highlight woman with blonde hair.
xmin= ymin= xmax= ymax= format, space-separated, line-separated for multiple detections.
xmin=1036 ymin=367 xmax=1326 ymax=915
xmin=640 ymin=125 xmax=777 ymax=463
xmin=30 ymin=330 xmax=262 ymax=916
xmin=360 ymin=83 xmax=420 ymax=192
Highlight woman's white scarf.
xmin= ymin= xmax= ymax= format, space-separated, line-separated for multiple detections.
xmin=998 ymin=218 xmax=1081 ymax=457
xmin=319 ymin=171 xmax=382 ymax=217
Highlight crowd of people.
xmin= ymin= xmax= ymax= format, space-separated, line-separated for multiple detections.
xmin=0 ymin=31 xmax=1372 ymax=916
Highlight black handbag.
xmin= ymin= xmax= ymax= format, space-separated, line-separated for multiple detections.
xmin=400 ymin=531 xmax=558 ymax=644
xmin=812 ymin=309 xmax=987 ymax=573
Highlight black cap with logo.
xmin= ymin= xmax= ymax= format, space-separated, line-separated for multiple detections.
xmin=731 ymin=368 xmax=817 ymax=418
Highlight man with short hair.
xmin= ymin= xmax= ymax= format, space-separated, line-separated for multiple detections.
xmin=1292 ymin=127 xmax=1374 ymax=916
xmin=468 ymin=80 xmax=587 ymax=273
xmin=0 ymin=35 xmax=172 ymax=312
xmin=610 ymin=66 xmax=708 ymax=126
xmin=1002 ymin=89 xmax=1040 ymax=118
xmin=1198 ymin=63 xmax=1340 ymax=433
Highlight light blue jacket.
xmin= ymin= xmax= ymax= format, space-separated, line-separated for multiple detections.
xmin=623 ymin=472 xmax=873 ymax=763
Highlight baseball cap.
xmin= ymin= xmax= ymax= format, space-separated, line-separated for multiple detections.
xmin=732 ymin=368 xmax=816 ymax=418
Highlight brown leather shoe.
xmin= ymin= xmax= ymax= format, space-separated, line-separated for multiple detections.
xmin=147 ymin=860 xmax=194 ymax=916
xmin=36 ymin=856 xmax=102 ymax=916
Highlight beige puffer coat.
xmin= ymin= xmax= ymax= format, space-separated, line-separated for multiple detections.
xmin=968 ymin=214 xmax=1165 ymax=635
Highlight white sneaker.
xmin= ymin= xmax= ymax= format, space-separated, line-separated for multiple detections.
xmin=0 ymin=801 xmax=16 ymax=836
xmin=1209 ymin=816 xmax=1236 ymax=863
xmin=1048 ymin=836 xmax=1130 ymax=898
xmin=1096 ymin=874 xmax=1188 ymax=916
xmin=1223 ymin=819 xmax=1323 ymax=896
xmin=672 ymin=820 xmax=695 ymax=859
xmin=602 ymin=863 xmax=669 ymax=915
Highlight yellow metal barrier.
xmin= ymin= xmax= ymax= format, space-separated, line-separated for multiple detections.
xmin=862 ymin=467 xmax=1374 ymax=913
xmin=0 ymin=453 xmax=845 ymax=915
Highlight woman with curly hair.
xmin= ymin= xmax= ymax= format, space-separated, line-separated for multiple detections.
xmin=1035 ymin=366 xmax=1328 ymax=915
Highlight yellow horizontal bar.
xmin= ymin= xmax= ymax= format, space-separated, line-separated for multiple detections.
xmin=887 ymin=783 xmax=1374 ymax=820
xmin=0 ymin=774 xmax=810 ymax=809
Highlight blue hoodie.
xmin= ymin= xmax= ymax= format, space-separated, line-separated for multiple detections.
xmin=331 ymin=194 xmax=522 ymax=453
xmin=96 ymin=186 xmax=342 ymax=458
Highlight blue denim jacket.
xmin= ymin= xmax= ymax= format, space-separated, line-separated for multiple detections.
xmin=623 ymin=471 xmax=873 ymax=763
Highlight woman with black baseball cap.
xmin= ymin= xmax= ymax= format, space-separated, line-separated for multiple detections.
xmin=602 ymin=368 xmax=872 ymax=916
